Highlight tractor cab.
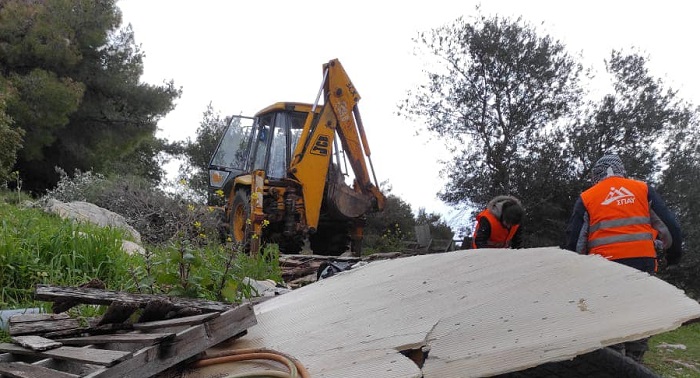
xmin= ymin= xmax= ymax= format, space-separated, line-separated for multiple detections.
xmin=208 ymin=102 xmax=316 ymax=205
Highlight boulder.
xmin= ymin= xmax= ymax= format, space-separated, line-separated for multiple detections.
xmin=44 ymin=199 xmax=142 ymax=244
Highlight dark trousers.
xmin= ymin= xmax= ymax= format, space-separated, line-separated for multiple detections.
xmin=609 ymin=257 xmax=656 ymax=362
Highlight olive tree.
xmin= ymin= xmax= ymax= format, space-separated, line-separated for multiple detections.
xmin=400 ymin=11 xmax=583 ymax=246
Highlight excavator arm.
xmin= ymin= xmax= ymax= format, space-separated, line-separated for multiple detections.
xmin=290 ymin=59 xmax=385 ymax=231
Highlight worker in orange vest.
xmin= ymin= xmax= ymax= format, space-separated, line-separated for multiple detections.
xmin=472 ymin=195 xmax=524 ymax=249
xmin=565 ymin=154 xmax=683 ymax=362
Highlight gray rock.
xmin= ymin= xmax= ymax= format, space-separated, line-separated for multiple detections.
xmin=656 ymin=342 xmax=687 ymax=350
xmin=44 ymin=199 xmax=141 ymax=244
xmin=121 ymin=240 xmax=146 ymax=255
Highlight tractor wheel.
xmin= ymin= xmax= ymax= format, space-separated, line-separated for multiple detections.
xmin=230 ymin=189 xmax=251 ymax=246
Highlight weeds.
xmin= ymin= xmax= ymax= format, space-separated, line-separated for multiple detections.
xmin=125 ymin=241 xmax=282 ymax=302
xmin=364 ymin=223 xmax=406 ymax=254
xmin=0 ymin=199 xmax=133 ymax=308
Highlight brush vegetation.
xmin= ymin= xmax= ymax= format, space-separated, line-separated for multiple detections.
xmin=0 ymin=186 xmax=282 ymax=342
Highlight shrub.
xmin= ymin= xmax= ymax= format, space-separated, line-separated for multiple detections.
xmin=42 ymin=170 xmax=225 ymax=246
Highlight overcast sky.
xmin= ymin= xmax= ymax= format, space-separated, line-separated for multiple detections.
xmin=118 ymin=0 xmax=700 ymax=232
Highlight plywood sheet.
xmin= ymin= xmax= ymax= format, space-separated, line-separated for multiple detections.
xmin=192 ymin=248 xmax=700 ymax=377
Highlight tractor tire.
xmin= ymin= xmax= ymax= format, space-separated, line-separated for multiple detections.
xmin=494 ymin=347 xmax=660 ymax=378
xmin=230 ymin=189 xmax=251 ymax=247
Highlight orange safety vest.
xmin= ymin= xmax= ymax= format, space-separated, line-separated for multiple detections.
xmin=472 ymin=209 xmax=520 ymax=249
xmin=580 ymin=176 xmax=656 ymax=260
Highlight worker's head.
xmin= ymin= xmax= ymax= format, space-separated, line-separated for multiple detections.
xmin=500 ymin=200 xmax=524 ymax=228
xmin=591 ymin=154 xmax=626 ymax=183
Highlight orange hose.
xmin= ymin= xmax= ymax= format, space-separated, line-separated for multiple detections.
xmin=196 ymin=348 xmax=311 ymax=378
xmin=193 ymin=352 xmax=296 ymax=376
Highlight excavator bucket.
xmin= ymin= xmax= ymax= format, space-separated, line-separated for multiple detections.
xmin=325 ymin=165 xmax=372 ymax=219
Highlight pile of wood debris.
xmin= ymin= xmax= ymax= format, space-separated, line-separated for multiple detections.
xmin=0 ymin=284 xmax=256 ymax=378
xmin=280 ymin=252 xmax=404 ymax=287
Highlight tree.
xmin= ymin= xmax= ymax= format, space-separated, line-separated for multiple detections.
xmin=400 ymin=11 xmax=583 ymax=247
xmin=106 ymin=136 xmax=177 ymax=183
xmin=415 ymin=208 xmax=453 ymax=240
xmin=568 ymin=51 xmax=685 ymax=183
xmin=177 ymin=103 xmax=231 ymax=201
xmin=401 ymin=11 xmax=582 ymax=209
xmin=364 ymin=190 xmax=417 ymax=252
xmin=0 ymin=0 xmax=181 ymax=193
xmin=656 ymin=110 xmax=700 ymax=297
xmin=0 ymin=86 xmax=24 ymax=184
xmin=509 ymin=134 xmax=580 ymax=247
xmin=402 ymin=12 xmax=696 ymax=249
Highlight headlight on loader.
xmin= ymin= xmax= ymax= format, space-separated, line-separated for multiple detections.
xmin=209 ymin=170 xmax=229 ymax=188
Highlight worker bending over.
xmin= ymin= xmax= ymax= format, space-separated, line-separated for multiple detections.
xmin=472 ymin=195 xmax=524 ymax=249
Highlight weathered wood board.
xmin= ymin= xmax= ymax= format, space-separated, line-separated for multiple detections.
xmin=0 ymin=287 xmax=257 ymax=378
xmin=34 ymin=285 xmax=232 ymax=312
xmin=9 ymin=314 xmax=81 ymax=336
xmin=10 ymin=336 xmax=62 ymax=351
xmin=0 ymin=361 xmax=79 ymax=378
xmin=0 ymin=343 xmax=130 ymax=366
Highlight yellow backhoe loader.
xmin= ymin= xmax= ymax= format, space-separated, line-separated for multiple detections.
xmin=208 ymin=59 xmax=385 ymax=256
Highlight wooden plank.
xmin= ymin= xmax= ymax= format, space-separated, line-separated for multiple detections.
xmin=11 ymin=336 xmax=62 ymax=351
xmin=0 ymin=343 xmax=131 ymax=367
xmin=132 ymin=312 xmax=219 ymax=330
xmin=0 ymin=353 xmax=15 ymax=362
xmin=8 ymin=314 xmax=70 ymax=323
xmin=43 ymin=322 xmax=132 ymax=339
xmin=9 ymin=318 xmax=81 ymax=336
xmin=0 ymin=361 xmax=79 ymax=378
xmin=35 ymin=285 xmax=232 ymax=312
xmin=84 ymin=303 xmax=257 ymax=378
xmin=32 ymin=357 xmax=102 ymax=377
xmin=57 ymin=333 xmax=175 ymax=346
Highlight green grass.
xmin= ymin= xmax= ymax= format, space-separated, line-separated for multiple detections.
xmin=0 ymin=197 xmax=138 ymax=342
xmin=0 ymin=201 xmax=135 ymax=307
xmin=646 ymin=322 xmax=700 ymax=377
xmin=0 ymin=191 xmax=284 ymax=341
xmin=0 ymin=190 xmax=282 ymax=306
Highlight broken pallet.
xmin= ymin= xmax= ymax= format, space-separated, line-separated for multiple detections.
xmin=0 ymin=285 xmax=257 ymax=378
